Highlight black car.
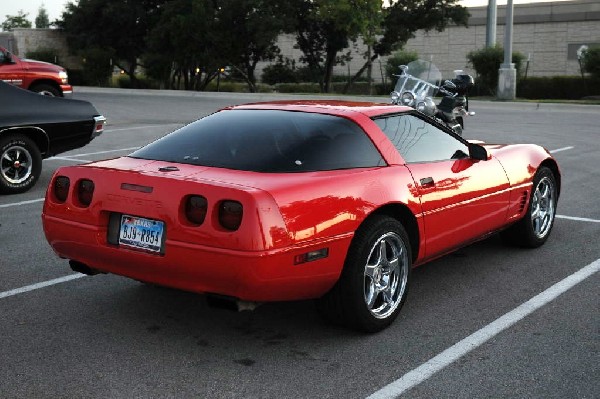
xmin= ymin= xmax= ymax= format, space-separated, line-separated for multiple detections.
xmin=0 ymin=81 xmax=105 ymax=194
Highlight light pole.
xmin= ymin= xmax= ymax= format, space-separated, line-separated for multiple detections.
xmin=486 ymin=0 xmax=497 ymax=48
xmin=497 ymin=0 xmax=516 ymax=100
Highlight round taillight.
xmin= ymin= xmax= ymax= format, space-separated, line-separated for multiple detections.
xmin=53 ymin=176 xmax=70 ymax=203
xmin=77 ymin=179 xmax=95 ymax=207
xmin=185 ymin=195 xmax=208 ymax=225
xmin=219 ymin=200 xmax=243 ymax=231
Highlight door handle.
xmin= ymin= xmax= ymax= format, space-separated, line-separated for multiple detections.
xmin=420 ymin=177 xmax=435 ymax=187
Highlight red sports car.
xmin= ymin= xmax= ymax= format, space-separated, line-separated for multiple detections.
xmin=42 ymin=101 xmax=560 ymax=332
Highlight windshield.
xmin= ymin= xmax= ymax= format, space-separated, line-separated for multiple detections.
xmin=131 ymin=109 xmax=385 ymax=172
xmin=394 ymin=60 xmax=442 ymax=98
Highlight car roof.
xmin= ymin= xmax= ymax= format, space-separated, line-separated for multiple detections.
xmin=228 ymin=100 xmax=412 ymax=118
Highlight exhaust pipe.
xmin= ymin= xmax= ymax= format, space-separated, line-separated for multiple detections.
xmin=205 ymin=294 xmax=260 ymax=312
xmin=69 ymin=260 xmax=104 ymax=276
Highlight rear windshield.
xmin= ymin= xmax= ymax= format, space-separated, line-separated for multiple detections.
xmin=130 ymin=109 xmax=385 ymax=172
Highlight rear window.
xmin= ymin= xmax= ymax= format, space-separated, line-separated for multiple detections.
xmin=130 ymin=109 xmax=385 ymax=172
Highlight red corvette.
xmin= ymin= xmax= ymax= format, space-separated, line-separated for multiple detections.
xmin=42 ymin=101 xmax=560 ymax=332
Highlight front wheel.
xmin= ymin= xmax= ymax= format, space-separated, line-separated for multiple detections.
xmin=0 ymin=134 xmax=43 ymax=194
xmin=501 ymin=166 xmax=557 ymax=247
xmin=30 ymin=83 xmax=61 ymax=97
xmin=318 ymin=215 xmax=412 ymax=332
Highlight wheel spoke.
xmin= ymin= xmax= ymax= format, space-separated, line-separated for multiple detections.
xmin=365 ymin=264 xmax=377 ymax=280
xmin=2 ymin=153 xmax=12 ymax=162
xmin=365 ymin=281 xmax=379 ymax=309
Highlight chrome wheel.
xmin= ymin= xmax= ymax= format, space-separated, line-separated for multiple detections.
xmin=1 ymin=144 xmax=33 ymax=185
xmin=364 ymin=232 xmax=409 ymax=319
xmin=530 ymin=176 xmax=555 ymax=239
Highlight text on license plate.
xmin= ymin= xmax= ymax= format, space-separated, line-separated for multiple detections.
xmin=119 ymin=215 xmax=164 ymax=253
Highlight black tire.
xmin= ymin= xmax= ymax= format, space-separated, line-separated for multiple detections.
xmin=501 ymin=166 xmax=557 ymax=248
xmin=317 ymin=215 xmax=412 ymax=333
xmin=0 ymin=134 xmax=43 ymax=194
xmin=30 ymin=83 xmax=61 ymax=97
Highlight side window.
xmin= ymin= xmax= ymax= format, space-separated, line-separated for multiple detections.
xmin=373 ymin=114 xmax=469 ymax=163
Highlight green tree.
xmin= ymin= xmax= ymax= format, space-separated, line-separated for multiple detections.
xmin=35 ymin=5 xmax=50 ymax=28
xmin=215 ymin=0 xmax=286 ymax=92
xmin=58 ymin=0 xmax=166 ymax=87
xmin=2 ymin=10 xmax=32 ymax=31
xmin=287 ymin=0 xmax=381 ymax=93
xmin=144 ymin=0 xmax=223 ymax=90
xmin=343 ymin=0 xmax=469 ymax=92
xmin=286 ymin=0 xmax=468 ymax=93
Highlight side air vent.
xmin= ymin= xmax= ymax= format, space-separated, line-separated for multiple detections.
xmin=518 ymin=191 xmax=528 ymax=214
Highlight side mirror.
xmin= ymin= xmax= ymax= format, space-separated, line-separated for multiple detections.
xmin=1 ymin=51 xmax=13 ymax=64
xmin=468 ymin=143 xmax=488 ymax=161
xmin=444 ymin=79 xmax=456 ymax=89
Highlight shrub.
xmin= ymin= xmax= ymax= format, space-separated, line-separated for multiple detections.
xmin=384 ymin=50 xmax=419 ymax=82
xmin=466 ymin=46 xmax=525 ymax=95
xmin=116 ymin=74 xmax=158 ymax=89
xmin=25 ymin=48 xmax=60 ymax=64
xmin=517 ymin=76 xmax=600 ymax=99
xmin=261 ymin=58 xmax=297 ymax=85
xmin=582 ymin=47 xmax=600 ymax=80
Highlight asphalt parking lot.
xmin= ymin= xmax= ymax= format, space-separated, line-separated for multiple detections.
xmin=1 ymin=89 xmax=598 ymax=398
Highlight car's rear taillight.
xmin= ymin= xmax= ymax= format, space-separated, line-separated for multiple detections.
xmin=219 ymin=200 xmax=243 ymax=231
xmin=77 ymin=179 xmax=95 ymax=206
xmin=185 ymin=195 xmax=208 ymax=225
xmin=53 ymin=176 xmax=70 ymax=203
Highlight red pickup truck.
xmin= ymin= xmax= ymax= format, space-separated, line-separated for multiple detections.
xmin=0 ymin=46 xmax=73 ymax=97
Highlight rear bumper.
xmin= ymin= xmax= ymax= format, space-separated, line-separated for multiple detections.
xmin=42 ymin=214 xmax=352 ymax=302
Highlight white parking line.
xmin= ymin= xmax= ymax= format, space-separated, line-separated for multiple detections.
xmin=104 ymin=123 xmax=181 ymax=133
xmin=48 ymin=146 xmax=140 ymax=160
xmin=556 ymin=215 xmax=600 ymax=223
xmin=367 ymin=258 xmax=600 ymax=399
xmin=0 ymin=198 xmax=44 ymax=208
xmin=0 ymin=274 xmax=86 ymax=300
xmin=550 ymin=146 xmax=574 ymax=153
xmin=46 ymin=156 xmax=92 ymax=163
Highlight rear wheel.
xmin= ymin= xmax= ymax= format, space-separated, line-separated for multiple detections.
xmin=318 ymin=215 xmax=411 ymax=332
xmin=30 ymin=83 xmax=60 ymax=97
xmin=501 ymin=166 xmax=557 ymax=247
xmin=0 ymin=134 xmax=42 ymax=194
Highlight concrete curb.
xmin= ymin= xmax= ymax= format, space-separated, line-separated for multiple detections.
xmin=73 ymin=86 xmax=599 ymax=111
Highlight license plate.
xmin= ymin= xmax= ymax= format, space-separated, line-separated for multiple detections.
xmin=118 ymin=215 xmax=164 ymax=253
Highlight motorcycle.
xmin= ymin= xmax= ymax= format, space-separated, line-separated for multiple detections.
xmin=390 ymin=60 xmax=475 ymax=136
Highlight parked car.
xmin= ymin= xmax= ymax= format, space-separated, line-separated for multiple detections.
xmin=42 ymin=101 xmax=560 ymax=332
xmin=0 ymin=46 xmax=72 ymax=97
xmin=0 ymin=81 xmax=105 ymax=194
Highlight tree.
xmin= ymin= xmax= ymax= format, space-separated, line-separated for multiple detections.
xmin=343 ymin=0 xmax=470 ymax=92
xmin=215 ymin=0 xmax=286 ymax=92
xmin=285 ymin=0 xmax=468 ymax=93
xmin=144 ymin=0 xmax=223 ymax=90
xmin=287 ymin=0 xmax=381 ymax=93
xmin=35 ymin=5 xmax=50 ymax=28
xmin=2 ymin=10 xmax=32 ymax=31
xmin=58 ymin=0 xmax=166 ymax=87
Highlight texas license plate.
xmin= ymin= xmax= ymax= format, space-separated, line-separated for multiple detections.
xmin=118 ymin=215 xmax=164 ymax=253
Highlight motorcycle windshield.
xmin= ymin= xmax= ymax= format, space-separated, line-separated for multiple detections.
xmin=394 ymin=60 xmax=442 ymax=98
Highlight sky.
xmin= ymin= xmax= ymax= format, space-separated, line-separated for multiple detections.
xmin=1 ymin=0 xmax=578 ymax=28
